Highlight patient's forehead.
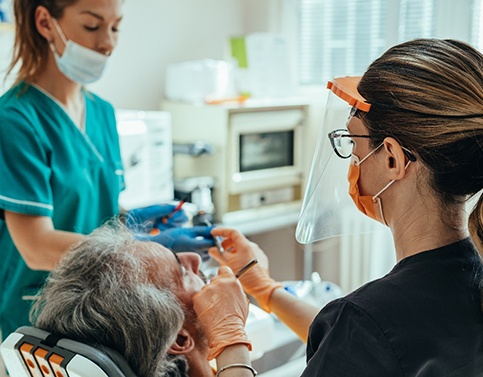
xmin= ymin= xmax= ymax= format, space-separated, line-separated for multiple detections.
xmin=135 ymin=242 xmax=181 ymax=288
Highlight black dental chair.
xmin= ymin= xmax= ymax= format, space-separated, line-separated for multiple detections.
xmin=1 ymin=326 xmax=137 ymax=377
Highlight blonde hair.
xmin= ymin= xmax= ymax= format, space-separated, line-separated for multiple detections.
xmin=358 ymin=39 xmax=483 ymax=254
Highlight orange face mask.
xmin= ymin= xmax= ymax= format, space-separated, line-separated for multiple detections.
xmin=348 ymin=144 xmax=411 ymax=225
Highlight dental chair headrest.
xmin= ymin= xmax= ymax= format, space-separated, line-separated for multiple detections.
xmin=0 ymin=326 xmax=137 ymax=377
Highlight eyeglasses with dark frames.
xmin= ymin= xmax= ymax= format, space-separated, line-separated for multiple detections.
xmin=327 ymin=128 xmax=417 ymax=161
xmin=350 ymin=106 xmax=364 ymax=118
xmin=328 ymin=128 xmax=372 ymax=159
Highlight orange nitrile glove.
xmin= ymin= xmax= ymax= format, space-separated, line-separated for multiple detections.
xmin=193 ymin=266 xmax=252 ymax=361
xmin=209 ymin=227 xmax=283 ymax=313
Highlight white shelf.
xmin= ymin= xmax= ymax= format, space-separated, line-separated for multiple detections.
xmin=221 ymin=201 xmax=301 ymax=236
xmin=0 ymin=23 xmax=14 ymax=31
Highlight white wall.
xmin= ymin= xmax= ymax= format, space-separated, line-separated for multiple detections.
xmin=0 ymin=24 xmax=15 ymax=93
xmin=0 ymin=0 xmax=278 ymax=109
xmin=89 ymin=0 xmax=276 ymax=111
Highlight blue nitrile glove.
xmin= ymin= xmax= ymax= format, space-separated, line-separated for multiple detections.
xmin=125 ymin=204 xmax=188 ymax=232
xmin=138 ymin=226 xmax=216 ymax=253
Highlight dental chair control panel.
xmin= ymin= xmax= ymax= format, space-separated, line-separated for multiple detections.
xmin=1 ymin=327 xmax=135 ymax=377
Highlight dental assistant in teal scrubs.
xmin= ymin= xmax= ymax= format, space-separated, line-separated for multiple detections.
xmin=0 ymin=0 xmax=213 ymax=340
xmin=0 ymin=0 xmax=126 ymax=341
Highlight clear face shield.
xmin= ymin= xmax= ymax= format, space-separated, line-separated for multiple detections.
xmin=296 ymin=77 xmax=387 ymax=244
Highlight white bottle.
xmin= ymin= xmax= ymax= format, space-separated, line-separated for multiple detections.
xmin=311 ymin=272 xmax=344 ymax=307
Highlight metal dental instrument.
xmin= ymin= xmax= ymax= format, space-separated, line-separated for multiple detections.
xmin=235 ymin=259 xmax=258 ymax=279
xmin=203 ymin=219 xmax=225 ymax=254
xmin=205 ymin=259 xmax=258 ymax=284
xmin=213 ymin=235 xmax=225 ymax=254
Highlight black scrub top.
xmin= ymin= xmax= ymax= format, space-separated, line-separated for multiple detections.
xmin=302 ymin=238 xmax=483 ymax=377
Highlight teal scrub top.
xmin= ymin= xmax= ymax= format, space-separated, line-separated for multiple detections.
xmin=0 ymin=82 xmax=124 ymax=339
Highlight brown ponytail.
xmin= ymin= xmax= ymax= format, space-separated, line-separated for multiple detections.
xmin=358 ymin=39 xmax=483 ymax=256
xmin=469 ymin=195 xmax=483 ymax=254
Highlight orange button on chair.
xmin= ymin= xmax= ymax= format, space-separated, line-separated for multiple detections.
xmin=0 ymin=326 xmax=136 ymax=377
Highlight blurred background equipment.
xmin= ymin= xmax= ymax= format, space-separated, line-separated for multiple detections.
xmin=116 ymin=110 xmax=174 ymax=210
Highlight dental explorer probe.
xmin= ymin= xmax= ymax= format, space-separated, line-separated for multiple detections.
xmin=235 ymin=259 xmax=259 ymax=279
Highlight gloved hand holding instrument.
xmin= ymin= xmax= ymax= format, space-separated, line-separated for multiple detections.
xmin=208 ymin=227 xmax=282 ymax=313
xmin=209 ymin=227 xmax=320 ymax=343
xmin=126 ymin=203 xmax=215 ymax=253
xmin=125 ymin=202 xmax=188 ymax=231
xmin=193 ymin=266 xmax=252 ymax=360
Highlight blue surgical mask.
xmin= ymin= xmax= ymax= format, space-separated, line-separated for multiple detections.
xmin=49 ymin=19 xmax=109 ymax=84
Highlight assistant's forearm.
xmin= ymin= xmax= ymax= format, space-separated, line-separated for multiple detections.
xmin=6 ymin=211 xmax=85 ymax=271
xmin=18 ymin=229 xmax=84 ymax=271
xmin=34 ymin=230 xmax=84 ymax=270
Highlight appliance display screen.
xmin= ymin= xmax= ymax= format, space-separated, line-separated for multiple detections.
xmin=239 ymin=130 xmax=294 ymax=172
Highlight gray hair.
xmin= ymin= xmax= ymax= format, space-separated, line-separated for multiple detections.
xmin=31 ymin=220 xmax=187 ymax=377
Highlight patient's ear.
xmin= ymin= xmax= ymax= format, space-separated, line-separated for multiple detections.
xmin=168 ymin=328 xmax=195 ymax=355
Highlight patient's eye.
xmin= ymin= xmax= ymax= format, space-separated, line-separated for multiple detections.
xmin=171 ymin=250 xmax=187 ymax=276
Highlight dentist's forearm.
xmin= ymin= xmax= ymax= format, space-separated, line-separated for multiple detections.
xmin=267 ymin=287 xmax=320 ymax=343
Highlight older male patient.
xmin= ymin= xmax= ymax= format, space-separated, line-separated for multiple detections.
xmin=31 ymin=221 xmax=216 ymax=377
